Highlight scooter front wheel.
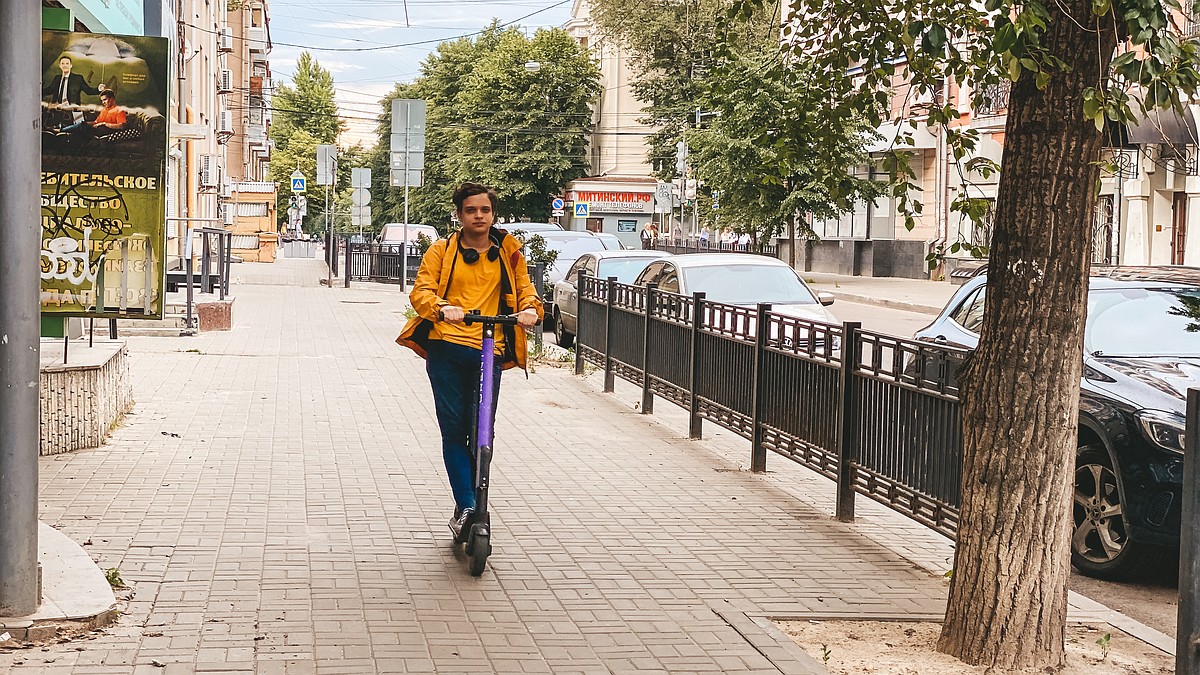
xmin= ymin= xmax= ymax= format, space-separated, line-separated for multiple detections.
xmin=468 ymin=525 xmax=490 ymax=576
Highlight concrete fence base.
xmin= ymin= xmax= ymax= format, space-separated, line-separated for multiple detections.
xmin=39 ymin=340 xmax=133 ymax=456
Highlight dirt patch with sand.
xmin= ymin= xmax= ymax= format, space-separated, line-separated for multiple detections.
xmin=778 ymin=620 xmax=1174 ymax=674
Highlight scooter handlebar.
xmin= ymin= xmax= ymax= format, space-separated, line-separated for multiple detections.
xmin=463 ymin=311 xmax=520 ymax=326
xmin=436 ymin=309 xmax=520 ymax=326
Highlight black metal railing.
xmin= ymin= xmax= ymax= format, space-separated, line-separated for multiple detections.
xmin=576 ymin=273 xmax=967 ymax=538
xmin=650 ymin=238 xmax=779 ymax=257
xmin=342 ymin=241 xmax=422 ymax=285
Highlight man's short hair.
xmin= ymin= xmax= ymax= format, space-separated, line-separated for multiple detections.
xmin=452 ymin=182 xmax=498 ymax=213
xmin=60 ymin=56 xmax=72 ymax=64
xmin=99 ymin=89 xmax=115 ymax=101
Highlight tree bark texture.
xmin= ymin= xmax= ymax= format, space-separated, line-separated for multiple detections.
xmin=937 ymin=2 xmax=1118 ymax=669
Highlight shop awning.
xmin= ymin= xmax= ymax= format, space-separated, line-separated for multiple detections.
xmin=1125 ymin=104 xmax=1200 ymax=146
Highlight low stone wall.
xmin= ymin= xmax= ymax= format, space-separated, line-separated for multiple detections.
xmin=40 ymin=341 xmax=133 ymax=456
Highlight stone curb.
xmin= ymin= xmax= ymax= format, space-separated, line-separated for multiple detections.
xmin=825 ymin=290 xmax=945 ymax=316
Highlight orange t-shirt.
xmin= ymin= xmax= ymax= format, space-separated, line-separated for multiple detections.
xmin=95 ymin=106 xmax=126 ymax=127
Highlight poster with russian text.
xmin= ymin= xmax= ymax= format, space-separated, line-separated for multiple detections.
xmin=40 ymin=30 xmax=168 ymax=319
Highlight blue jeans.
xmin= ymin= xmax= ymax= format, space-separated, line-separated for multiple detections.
xmin=425 ymin=340 xmax=502 ymax=513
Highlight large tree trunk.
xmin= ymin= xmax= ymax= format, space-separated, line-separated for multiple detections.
xmin=937 ymin=2 xmax=1118 ymax=669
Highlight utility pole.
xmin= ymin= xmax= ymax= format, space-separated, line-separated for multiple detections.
xmin=0 ymin=0 xmax=42 ymax=617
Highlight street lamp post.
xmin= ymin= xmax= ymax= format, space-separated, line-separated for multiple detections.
xmin=0 ymin=0 xmax=42 ymax=617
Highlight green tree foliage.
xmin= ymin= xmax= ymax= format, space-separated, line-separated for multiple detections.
xmin=589 ymin=0 xmax=777 ymax=176
xmin=272 ymin=52 xmax=343 ymax=145
xmin=367 ymin=24 xmax=600 ymax=231
xmin=269 ymin=52 xmax=344 ymax=233
xmin=690 ymin=47 xmax=885 ymax=248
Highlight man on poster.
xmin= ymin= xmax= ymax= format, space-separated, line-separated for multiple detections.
xmin=42 ymin=55 xmax=105 ymax=106
xmin=54 ymin=88 xmax=126 ymax=138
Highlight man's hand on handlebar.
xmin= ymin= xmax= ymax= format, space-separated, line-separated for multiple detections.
xmin=438 ymin=306 xmax=466 ymax=324
xmin=516 ymin=308 xmax=538 ymax=328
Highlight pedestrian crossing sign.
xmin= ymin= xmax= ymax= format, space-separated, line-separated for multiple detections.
xmin=291 ymin=175 xmax=306 ymax=194
xmin=575 ymin=202 xmax=589 ymax=217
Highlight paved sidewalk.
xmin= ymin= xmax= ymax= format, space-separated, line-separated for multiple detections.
xmin=0 ymin=259 xmax=1156 ymax=674
xmin=802 ymin=272 xmax=958 ymax=315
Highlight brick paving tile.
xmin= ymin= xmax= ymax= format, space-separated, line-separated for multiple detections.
xmin=0 ymin=259 xmax=955 ymax=674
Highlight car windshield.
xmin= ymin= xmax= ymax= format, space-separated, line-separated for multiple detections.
xmin=547 ymin=238 xmax=606 ymax=266
xmin=597 ymin=258 xmax=657 ymax=283
xmin=1086 ymin=288 xmax=1200 ymax=357
xmin=683 ymin=264 xmax=817 ymax=305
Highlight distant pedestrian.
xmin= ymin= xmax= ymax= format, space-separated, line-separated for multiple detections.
xmin=641 ymin=223 xmax=655 ymax=249
xmin=738 ymin=231 xmax=752 ymax=251
xmin=699 ymin=227 xmax=710 ymax=248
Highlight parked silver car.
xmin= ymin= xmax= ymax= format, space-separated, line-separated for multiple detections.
xmin=535 ymin=231 xmax=609 ymax=287
xmin=550 ymin=250 xmax=669 ymax=346
xmin=633 ymin=254 xmax=835 ymax=317
xmin=632 ymin=254 xmax=837 ymax=347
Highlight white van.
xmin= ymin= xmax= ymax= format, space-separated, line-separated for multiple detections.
xmin=379 ymin=223 xmax=439 ymax=245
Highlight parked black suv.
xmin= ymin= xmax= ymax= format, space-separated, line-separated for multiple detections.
xmin=915 ymin=266 xmax=1200 ymax=580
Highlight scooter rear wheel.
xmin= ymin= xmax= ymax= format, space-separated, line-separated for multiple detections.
xmin=468 ymin=527 xmax=490 ymax=576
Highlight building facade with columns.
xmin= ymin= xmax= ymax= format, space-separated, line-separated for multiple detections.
xmin=563 ymin=0 xmax=658 ymax=247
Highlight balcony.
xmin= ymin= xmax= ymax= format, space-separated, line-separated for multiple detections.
xmin=974 ymin=80 xmax=1011 ymax=117
xmin=247 ymin=26 xmax=268 ymax=53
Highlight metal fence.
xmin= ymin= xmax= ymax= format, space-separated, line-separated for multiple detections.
xmin=650 ymin=238 xmax=779 ymax=257
xmin=344 ymin=242 xmax=422 ymax=285
xmin=575 ymin=274 xmax=967 ymax=537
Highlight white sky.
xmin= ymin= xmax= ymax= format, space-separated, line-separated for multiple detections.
xmin=267 ymin=0 xmax=576 ymax=147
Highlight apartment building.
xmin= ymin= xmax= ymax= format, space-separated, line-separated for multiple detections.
xmin=220 ymin=0 xmax=277 ymax=262
xmin=42 ymin=0 xmax=275 ymax=265
xmin=562 ymin=0 xmax=659 ymax=247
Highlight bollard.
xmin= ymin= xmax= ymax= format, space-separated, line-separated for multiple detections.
xmin=1178 ymin=388 xmax=1200 ymax=674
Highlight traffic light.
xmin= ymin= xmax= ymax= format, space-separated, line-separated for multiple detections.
xmin=675 ymin=139 xmax=688 ymax=175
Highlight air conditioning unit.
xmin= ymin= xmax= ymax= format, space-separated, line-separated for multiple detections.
xmin=218 ymin=69 xmax=233 ymax=94
xmin=223 ymin=203 xmax=234 ymax=226
xmin=199 ymin=154 xmax=218 ymax=188
xmin=218 ymin=111 xmax=233 ymax=134
xmin=218 ymin=27 xmax=233 ymax=52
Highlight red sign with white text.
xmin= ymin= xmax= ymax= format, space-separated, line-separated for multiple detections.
xmin=572 ymin=190 xmax=653 ymax=214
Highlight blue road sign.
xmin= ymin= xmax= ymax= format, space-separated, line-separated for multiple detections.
xmin=291 ymin=176 xmax=306 ymax=193
xmin=575 ymin=202 xmax=589 ymax=217
xmin=552 ymin=197 xmax=565 ymax=210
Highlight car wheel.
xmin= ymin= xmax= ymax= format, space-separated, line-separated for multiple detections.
xmin=1071 ymin=444 xmax=1166 ymax=580
xmin=553 ymin=310 xmax=574 ymax=348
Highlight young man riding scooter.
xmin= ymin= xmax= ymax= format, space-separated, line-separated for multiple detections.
xmin=396 ymin=182 xmax=542 ymax=537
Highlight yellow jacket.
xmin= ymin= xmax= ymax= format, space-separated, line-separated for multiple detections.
xmin=396 ymin=227 xmax=544 ymax=371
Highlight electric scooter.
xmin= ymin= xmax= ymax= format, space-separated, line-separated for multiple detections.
xmin=448 ymin=310 xmax=519 ymax=576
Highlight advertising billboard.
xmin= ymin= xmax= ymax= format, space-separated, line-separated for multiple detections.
xmin=40 ymin=30 xmax=169 ymax=319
